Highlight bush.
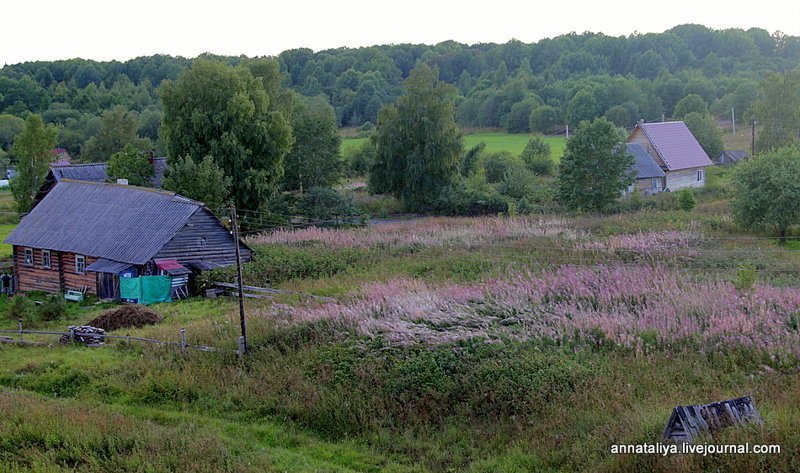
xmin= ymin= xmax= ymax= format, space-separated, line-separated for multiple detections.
xmin=432 ymin=174 xmax=509 ymax=216
xmin=520 ymin=137 xmax=555 ymax=176
xmin=678 ymin=188 xmax=697 ymax=211
xmin=298 ymin=187 xmax=359 ymax=221
xmin=8 ymin=295 xmax=37 ymax=323
xmin=343 ymin=140 xmax=375 ymax=177
xmin=39 ymin=294 xmax=67 ymax=321
xmin=497 ymin=165 xmax=538 ymax=199
xmin=482 ymin=152 xmax=521 ymax=183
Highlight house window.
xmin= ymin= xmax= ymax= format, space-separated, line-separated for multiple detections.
xmin=23 ymin=248 xmax=33 ymax=266
xmin=42 ymin=250 xmax=51 ymax=269
xmin=697 ymin=169 xmax=704 ymax=182
xmin=75 ymin=255 xmax=85 ymax=274
xmin=652 ymin=178 xmax=661 ymax=190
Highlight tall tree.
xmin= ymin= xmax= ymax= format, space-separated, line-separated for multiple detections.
xmin=369 ymin=64 xmax=462 ymax=208
xmin=282 ymin=94 xmax=344 ymax=192
xmin=0 ymin=114 xmax=25 ymax=152
xmin=673 ymin=94 xmax=708 ymax=119
xmin=11 ymin=115 xmax=57 ymax=213
xmin=163 ymin=155 xmax=232 ymax=211
xmin=566 ymin=88 xmax=600 ymax=127
xmin=683 ymin=112 xmax=724 ymax=159
xmin=732 ymin=146 xmax=800 ymax=243
xmin=754 ymin=72 xmax=800 ymax=152
xmin=106 ymin=144 xmax=155 ymax=187
xmin=81 ymin=106 xmax=151 ymax=162
xmin=161 ymin=59 xmax=293 ymax=210
xmin=557 ymin=117 xmax=633 ymax=212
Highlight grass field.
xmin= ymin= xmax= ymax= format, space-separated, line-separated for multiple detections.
xmin=3 ymin=173 xmax=800 ymax=471
xmin=342 ymin=131 xmax=566 ymax=159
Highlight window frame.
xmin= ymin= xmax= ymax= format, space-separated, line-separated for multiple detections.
xmin=42 ymin=250 xmax=51 ymax=269
xmin=23 ymin=248 xmax=33 ymax=266
xmin=697 ymin=169 xmax=704 ymax=182
xmin=75 ymin=254 xmax=86 ymax=274
xmin=652 ymin=178 xmax=661 ymax=190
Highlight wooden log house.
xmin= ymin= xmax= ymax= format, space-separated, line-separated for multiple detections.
xmin=5 ymin=179 xmax=251 ymax=300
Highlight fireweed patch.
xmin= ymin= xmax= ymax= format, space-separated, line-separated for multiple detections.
xmin=262 ymin=265 xmax=800 ymax=356
xmin=248 ymin=216 xmax=580 ymax=249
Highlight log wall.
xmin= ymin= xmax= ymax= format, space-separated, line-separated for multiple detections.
xmin=14 ymin=246 xmax=97 ymax=294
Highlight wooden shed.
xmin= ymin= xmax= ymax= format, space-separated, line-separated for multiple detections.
xmin=5 ymin=179 xmax=251 ymax=300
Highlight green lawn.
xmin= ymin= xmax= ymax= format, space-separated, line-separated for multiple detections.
xmin=341 ymin=131 xmax=565 ymax=160
xmin=463 ymin=132 xmax=565 ymax=159
xmin=0 ymin=224 xmax=15 ymax=259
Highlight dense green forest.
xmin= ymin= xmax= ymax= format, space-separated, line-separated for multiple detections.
xmin=0 ymin=24 xmax=798 ymax=162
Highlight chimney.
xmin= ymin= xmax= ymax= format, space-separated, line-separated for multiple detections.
xmin=116 ymin=178 xmax=129 ymax=185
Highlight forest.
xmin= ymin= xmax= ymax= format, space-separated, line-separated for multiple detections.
xmin=1 ymin=24 xmax=798 ymax=162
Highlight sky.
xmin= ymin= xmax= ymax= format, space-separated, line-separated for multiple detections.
xmin=2 ymin=0 xmax=800 ymax=65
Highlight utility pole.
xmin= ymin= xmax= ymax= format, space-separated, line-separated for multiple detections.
xmin=751 ymin=116 xmax=756 ymax=156
xmin=731 ymin=107 xmax=736 ymax=135
xmin=662 ymin=113 xmax=665 ymax=123
xmin=230 ymin=205 xmax=248 ymax=355
xmin=565 ymin=124 xmax=569 ymax=139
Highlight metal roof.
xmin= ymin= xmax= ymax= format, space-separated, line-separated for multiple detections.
xmin=5 ymin=180 xmax=202 ymax=265
xmin=716 ymin=150 xmax=748 ymax=163
xmin=636 ymin=122 xmax=713 ymax=171
xmin=86 ymin=258 xmax=134 ymax=274
xmin=50 ymin=157 xmax=168 ymax=188
xmin=626 ymin=143 xmax=666 ymax=179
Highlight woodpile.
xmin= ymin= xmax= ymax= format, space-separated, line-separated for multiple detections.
xmin=60 ymin=326 xmax=106 ymax=346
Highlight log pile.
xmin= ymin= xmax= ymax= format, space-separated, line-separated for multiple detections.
xmin=60 ymin=325 xmax=106 ymax=347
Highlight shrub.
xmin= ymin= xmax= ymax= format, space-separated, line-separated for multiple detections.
xmin=39 ymin=294 xmax=67 ymax=321
xmin=432 ymin=174 xmax=509 ymax=216
xmin=678 ymin=188 xmax=697 ymax=211
xmin=520 ymin=137 xmax=555 ymax=176
xmin=297 ymin=187 xmax=359 ymax=221
xmin=497 ymin=165 xmax=538 ymax=199
xmin=8 ymin=294 xmax=37 ymax=322
xmin=482 ymin=152 xmax=521 ymax=183
xmin=735 ymin=265 xmax=758 ymax=292
xmin=344 ymin=140 xmax=375 ymax=177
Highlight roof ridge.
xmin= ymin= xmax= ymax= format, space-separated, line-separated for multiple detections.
xmin=58 ymin=178 xmax=206 ymax=206
xmin=638 ymin=123 xmax=672 ymax=169
xmin=51 ymin=162 xmax=106 ymax=168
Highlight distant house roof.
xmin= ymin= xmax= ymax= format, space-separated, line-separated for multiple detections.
xmin=6 ymin=180 xmax=203 ymax=265
xmin=50 ymin=157 xmax=168 ymax=188
xmin=633 ymin=122 xmax=713 ymax=171
xmin=716 ymin=150 xmax=748 ymax=164
xmin=626 ymin=143 xmax=665 ymax=179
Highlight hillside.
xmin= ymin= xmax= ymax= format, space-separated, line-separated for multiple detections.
xmin=1 ymin=24 xmax=798 ymax=161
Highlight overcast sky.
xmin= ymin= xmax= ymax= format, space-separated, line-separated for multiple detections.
xmin=2 ymin=0 xmax=800 ymax=65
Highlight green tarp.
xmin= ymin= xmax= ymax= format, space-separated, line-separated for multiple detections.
xmin=120 ymin=276 xmax=172 ymax=305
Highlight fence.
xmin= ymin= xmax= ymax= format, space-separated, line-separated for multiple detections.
xmin=0 ymin=325 xmax=217 ymax=353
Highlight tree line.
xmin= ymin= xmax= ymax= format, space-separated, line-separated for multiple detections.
xmin=1 ymin=24 xmax=799 ymax=164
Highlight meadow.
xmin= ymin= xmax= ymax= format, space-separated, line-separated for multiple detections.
xmin=2 ymin=173 xmax=800 ymax=472
xmin=342 ymin=131 xmax=566 ymax=159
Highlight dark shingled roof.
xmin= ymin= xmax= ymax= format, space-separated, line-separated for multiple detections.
xmin=50 ymin=157 xmax=168 ymax=188
xmin=637 ymin=122 xmax=713 ymax=171
xmin=626 ymin=143 xmax=666 ymax=179
xmin=6 ymin=180 xmax=202 ymax=265
xmin=716 ymin=150 xmax=748 ymax=164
